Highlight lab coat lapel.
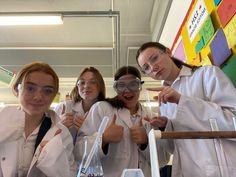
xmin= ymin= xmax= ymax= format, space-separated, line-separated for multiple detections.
xmin=27 ymin=122 xmax=59 ymax=176
xmin=117 ymin=109 xmax=133 ymax=128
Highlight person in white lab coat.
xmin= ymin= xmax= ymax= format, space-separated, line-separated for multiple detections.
xmin=54 ymin=67 xmax=106 ymax=142
xmin=0 ymin=62 xmax=76 ymax=177
xmin=75 ymin=66 xmax=170 ymax=177
xmin=136 ymin=42 xmax=236 ymax=177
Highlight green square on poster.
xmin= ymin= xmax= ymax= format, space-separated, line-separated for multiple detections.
xmin=200 ymin=16 xmax=215 ymax=46
xmin=221 ymin=55 xmax=236 ymax=87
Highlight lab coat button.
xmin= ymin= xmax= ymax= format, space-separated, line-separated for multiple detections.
xmin=2 ymin=157 xmax=6 ymax=161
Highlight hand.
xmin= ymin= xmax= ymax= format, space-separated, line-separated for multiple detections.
xmin=147 ymin=87 xmax=181 ymax=104
xmin=60 ymin=104 xmax=74 ymax=128
xmin=144 ymin=116 xmax=168 ymax=129
xmin=103 ymin=114 xmax=124 ymax=146
xmin=73 ymin=112 xmax=88 ymax=130
xmin=129 ymin=119 xmax=148 ymax=145
xmin=60 ymin=113 xmax=74 ymax=128
xmin=39 ymin=129 xmax=62 ymax=153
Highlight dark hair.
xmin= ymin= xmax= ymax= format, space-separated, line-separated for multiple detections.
xmin=106 ymin=66 xmax=142 ymax=109
xmin=114 ymin=66 xmax=141 ymax=80
xmin=136 ymin=42 xmax=200 ymax=70
xmin=70 ymin=67 xmax=106 ymax=103
xmin=12 ymin=61 xmax=59 ymax=97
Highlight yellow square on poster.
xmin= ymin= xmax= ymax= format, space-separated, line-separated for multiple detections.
xmin=200 ymin=55 xmax=212 ymax=66
xmin=223 ymin=14 xmax=236 ymax=48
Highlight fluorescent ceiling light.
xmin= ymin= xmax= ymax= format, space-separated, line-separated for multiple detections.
xmin=0 ymin=15 xmax=63 ymax=25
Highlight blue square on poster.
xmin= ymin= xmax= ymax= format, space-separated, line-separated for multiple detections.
xmin=210 ymin=28 xmax=232 ymax=66
xmin=214 ymin=0 xmax=221 ymax=6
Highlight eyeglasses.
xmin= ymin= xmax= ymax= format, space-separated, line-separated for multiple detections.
xmin=140 ymin=50 xmax=164 ymax=74
xmin=18 ymin=83 xmax=55 ymax=97
xmin=113 ymin=78 xmax=144 ymax=93
xmin=77 ymin=80 xmax=97 ymax=87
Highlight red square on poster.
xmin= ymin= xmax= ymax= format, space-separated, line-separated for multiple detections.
xmin=217 ymin=0 xmax=236 ymax=27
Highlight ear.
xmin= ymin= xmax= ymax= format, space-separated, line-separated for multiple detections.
xmin=165 ymin=48 xmax=172 ymax=57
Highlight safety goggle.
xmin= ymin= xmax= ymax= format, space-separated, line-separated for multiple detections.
xmin=17 ymin=83 xmax=55 ymax=97
xmin=113 ymin=78 xmax=144 ymax=93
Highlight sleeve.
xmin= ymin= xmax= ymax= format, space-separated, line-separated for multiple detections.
xmin=174 ymin=66 xmax=236 ymax=137
xmin=0 ymin=107 xmax=25 ymax=144
xmin=74 ymin=102 xmax=110 ymax=161
xmin=36 ymin=124 xmax=76 ymax=177
xmin=54 ymin=102 xmax=64 ymax=116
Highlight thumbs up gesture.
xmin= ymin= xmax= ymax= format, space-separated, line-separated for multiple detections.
xmin=103 ymin=114 xmax=124 ymax=146
xmin=60 ymin=104 xmax=74 ymax=128
xmin=130 ymin=119 xmax=148 ymax=145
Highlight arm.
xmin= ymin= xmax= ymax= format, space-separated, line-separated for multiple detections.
xmin=36 ymin=124 xmax=76 ymax=177
xmin=0 ymin=107 xmax=25 ymax=144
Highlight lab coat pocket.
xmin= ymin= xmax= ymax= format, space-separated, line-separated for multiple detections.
xmin=1 ymin=141 xmax=18 ymax=177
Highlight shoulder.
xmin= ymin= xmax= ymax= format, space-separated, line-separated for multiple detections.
xmin=92 ymin=101 xmax=112 ymax=108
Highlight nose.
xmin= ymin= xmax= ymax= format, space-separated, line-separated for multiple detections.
xmin=150 ymin=63 xmax=159 ymax=72
xmin=32 ymin=89 xmax=44 ymax=100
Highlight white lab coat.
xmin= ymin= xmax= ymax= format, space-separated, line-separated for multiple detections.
xmin=161 ymin=66 xmax=236 ymax=177
xmin=54 ymin=100 xmax=85 ymax=141
xmin=75 ymin=101 xmax=170 ymax=177
xmin=0 ymin=106 xmax=76 ymax=177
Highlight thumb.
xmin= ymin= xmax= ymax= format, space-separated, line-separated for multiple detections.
xmin=54 ymin=129 xmax=62 ymax=136
xmin=111 ymin=114 xmax=117 ymax=125
xmin=139 ymin=118 xmax=143 ymax=126
xmin=61 ymin=104 xmax=65 ymax=115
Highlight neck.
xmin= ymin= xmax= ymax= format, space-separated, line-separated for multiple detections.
xmin=24 ymin=113 xmax=44 ymax=138
xmin=129 ymin=103 xmax=139 ymax=115
xmin=82 ymin=99 xmax=97 ymax=112
xmin=166 ymin=64 xmax=181 ymax=85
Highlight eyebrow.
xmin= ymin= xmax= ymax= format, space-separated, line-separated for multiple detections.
xmin=25 ymin=81 xmax=54 ymax=88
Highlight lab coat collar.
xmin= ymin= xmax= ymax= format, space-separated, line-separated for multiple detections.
xmin=164 ymin=66 xmax=193 ymax=86
xmin=117 ymin=104 xmax=143 ymax=128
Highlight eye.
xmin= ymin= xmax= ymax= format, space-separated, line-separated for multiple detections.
xmin=78 ymin=80 xmax=86 ymax=86
xmin=43 ymin=87 xmax=55 ymax=96
xmin=116 ymin=82 xmax=126 ymax=89
xmin=128 ymin=81 xmax=140 ymax=91
xmin=141 ymin=64 xmax=150 ymax=72
xmin=89 ymin=80 xmax=97 ymax=85
xmin=150 ymin=55 xmax=158 ymax=63
xmin=25 ymin=84 xmax=36 ymax=93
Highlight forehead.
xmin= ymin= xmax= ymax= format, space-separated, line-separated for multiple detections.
xmin=80 ymin=71 xmax=95 ymax=79
xmin=117 ymin=74 xmax=137 ymax=81
xmin=138 ymin=47 xmax=160 ymax=61
xmin=25 ymin=71 xmax=55 ymax=86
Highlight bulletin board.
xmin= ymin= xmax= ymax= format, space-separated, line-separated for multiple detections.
xmin=172 ymin=0 xmax=236 ymax=86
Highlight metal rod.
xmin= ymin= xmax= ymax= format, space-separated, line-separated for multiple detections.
xmin=154 ymin=130 xmax=236 ymax=139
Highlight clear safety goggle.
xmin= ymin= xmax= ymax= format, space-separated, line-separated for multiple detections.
xmin=113 ymin=78 xmax=144 ymax=93
xmin=17 ymin=83 xmax=55 ymax=97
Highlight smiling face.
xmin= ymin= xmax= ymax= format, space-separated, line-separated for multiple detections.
xmin=17 ymin=71 xmax=56 ymax=119
xmin=77 ymin=71 xmax=100 ymax=102
xmin=115 ymin=74 xmax=141 ymax=111
xmin=137 ymin=47 xmax=175 ymax=81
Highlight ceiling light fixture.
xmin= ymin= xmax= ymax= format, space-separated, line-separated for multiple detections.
xmin=0 ymin=14 xmax=63 ymax=26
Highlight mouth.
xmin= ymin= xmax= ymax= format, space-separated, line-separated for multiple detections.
xmin=155 ymin=68 xmax=164 ymax=77
xmin=122 ymin=94 xmax=135 ymax=101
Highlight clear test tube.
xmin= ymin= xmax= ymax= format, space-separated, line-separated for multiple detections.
xmin=209 ymin=118 xmax=229 ymax=177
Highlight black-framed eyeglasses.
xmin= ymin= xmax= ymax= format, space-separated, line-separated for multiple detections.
xmin=113 ymin=78 xmax=144 ymax=93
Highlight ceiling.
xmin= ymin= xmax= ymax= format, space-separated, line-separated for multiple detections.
xmin=0 ymin=0 xmax=192 ymax=105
